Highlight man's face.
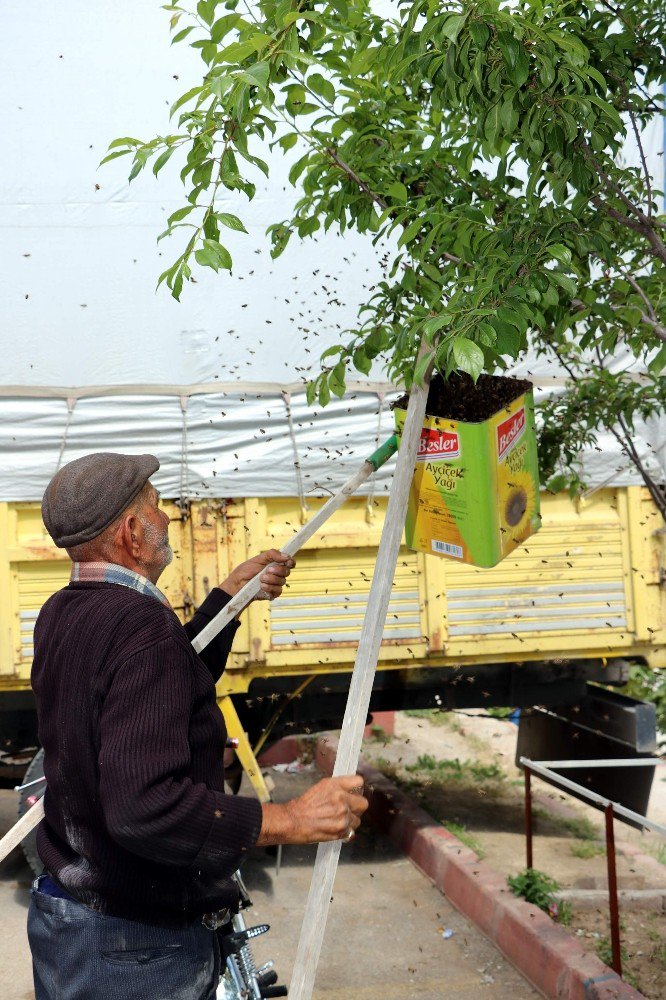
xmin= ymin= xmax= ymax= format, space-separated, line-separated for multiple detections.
xmin=138 ymin=485 xmax=173 ymax=581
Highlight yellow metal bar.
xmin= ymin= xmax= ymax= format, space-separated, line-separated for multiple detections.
xmin=219 ymin=696 xmax=271 ymax=803
xmin=0 ymin=504 xmax=15 ymax=678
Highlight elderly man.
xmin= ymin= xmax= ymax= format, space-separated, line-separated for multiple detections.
xmin=28 ymin=452 xmax=367 ymax=1000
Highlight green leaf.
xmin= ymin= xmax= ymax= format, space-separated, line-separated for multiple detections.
xmin=168 ymin=205 xmax=196 ymax=226
xmin=469 ymin=22 xmax=490 ymax=48
xmin=285 ymin=84 xmax=306 ymax=116
xmin=329 ymin=360 xmax=346 ymax=398
xmin=298 ymin=216 xmax=320 ymax=237
xmin=278 ymin=133 xmax=298 ymax=152
xmin=452 ymin=338 xmax=484 ymax=381
xmin=107 ymin=136 xmax=141 ymax=150
xmin=497 ymin=32 xmax=520 ymax=70
xmin=239 ymin=61 xmax=270 ymax=90
xmin=318 ymin=377 xmax=331 ymax=407
xmin=422 ymin=315 xmax=449 ymax=339
xmin=170 ymin=86 xmax=204 ymax=118
xmin=195 ymin=247 xmax=221 ymax=271
xmin=152 ymin=147 xmax=176 ymax=176
xmin=386 ymin=181 xmax=408 ymax=203
xmin=500 ymin=98 xmax=519 ymax=135
xmin=548 ymin=244 xmax=572 ymax=265
xmin=307 ymin=72 xmax=335 ymax=105
xmin=306 ymin=379 xmax=317 ymax=406
xmin=546 ymin=473 xmax=569 ymax=494
xmin=197 ymin=0 xmax=216 ymax=27
xmin=353 ymin=347 xmax=372 ymax=375
xmin=99 ymin=148 xmax=132 ymax=165
xmin=512 ymin=46 xmax=530 ymax=88
xmin=539 ymin=58 xmax=555 ymax=87
xmin=215 ymin=212 xmax=248 ymax=233
xmin=648 ymin=343 xmax=666 ymax=374
xmin=586 ymin=95 xmax=624 ymax=134
xmin=288 ymin=153 xmax=311 ymax=185
xmin=441 ymin=13 xmax=468 ymax=43
xmin=550 ymin=272 xmax=577 ymax=297
xmin=198 ymin=239 xmax=233 ymax=271
xmin=172 ymin=26 xmax=196 ymax=45
xmin=211 ymin=13 xmax=240 ymax=44
xmin=398 ymin=217 xmax=423 ymax=247
xmin=492 ymin=320 xmax=522 ymax=356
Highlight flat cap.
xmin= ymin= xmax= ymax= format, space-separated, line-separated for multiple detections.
xmin=42 ymin=452 xmax=160 ymax=548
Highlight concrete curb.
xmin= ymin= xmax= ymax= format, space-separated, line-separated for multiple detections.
xmin=313 ymin=734 xmax=646 ymax=1000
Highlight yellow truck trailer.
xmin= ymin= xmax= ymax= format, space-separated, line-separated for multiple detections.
xmin=0 ymin=484 xmax=663 ymax=775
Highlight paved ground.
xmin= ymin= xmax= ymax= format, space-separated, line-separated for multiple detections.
xmin=0 ymin=773 xmax=539 ymax=1000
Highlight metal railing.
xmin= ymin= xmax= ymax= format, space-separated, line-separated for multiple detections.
xmin=520 ymin=757 xmax=666 ymax=978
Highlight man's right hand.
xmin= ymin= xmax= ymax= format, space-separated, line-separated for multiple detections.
xmin=256 ymin=776 xmax=368 ymax=846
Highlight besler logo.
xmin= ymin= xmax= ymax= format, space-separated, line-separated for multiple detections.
xmin=497 ymin=408 xmax=526 ymax=461
xmin=417 ymin=427 xmax=461 ymax=462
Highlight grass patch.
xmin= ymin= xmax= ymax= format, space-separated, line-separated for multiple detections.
xmin=367 ymin=724 xmax=390 ymax=743
xmin=535 ymin=807 xmax=599 ymax=841
xmin=372 ymin=756 xmax=399 ymax=781
xmin=404 ymin=754 xmax=505 ymax=784
xmin=486 ymin=706 xmax=514 ymax=720
xmin=403 ymin=708 xmax=449 ymax=726
xmin=594 ymin=938 xmax=638 ymax=987
xmin=443 ymin=821 xmax=485 ymax=858
xmin=647 ymin=840 xmax=666 ymax=866
xmin=561 ymin=815 xmax=598 ymax=841
xmin=570 ymin=840 xmax=605 ymax=859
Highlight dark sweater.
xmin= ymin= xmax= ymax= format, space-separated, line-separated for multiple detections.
xmin=31 ymin=581 xmax=263 ymax=927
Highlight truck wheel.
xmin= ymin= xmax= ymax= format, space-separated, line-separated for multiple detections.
xmin=17 ymin=747 xmax=45 ymax=876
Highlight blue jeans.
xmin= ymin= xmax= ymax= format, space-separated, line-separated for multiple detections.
xmin=28 ymin=877 xmax=221 ymax=1000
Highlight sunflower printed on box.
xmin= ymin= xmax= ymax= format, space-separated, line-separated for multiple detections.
xmin=393 ymin=374 xmax=541 ymax=568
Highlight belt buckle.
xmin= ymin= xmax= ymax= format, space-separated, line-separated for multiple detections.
xmin=202 ymin=908 xmax=230 ymax=930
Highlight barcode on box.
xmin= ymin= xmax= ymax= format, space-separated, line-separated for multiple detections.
xmin=432 ymin=540 xmax=463 ymax=558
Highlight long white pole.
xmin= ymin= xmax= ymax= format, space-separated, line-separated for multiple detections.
xmin=288 ymin=360 xmax=431 ymax=1000
xmin=0 ymin=797 xmax=44 ymax=864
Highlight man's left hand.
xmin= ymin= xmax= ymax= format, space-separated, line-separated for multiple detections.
xmin=220 ymin=549 xmax=295 ymax=601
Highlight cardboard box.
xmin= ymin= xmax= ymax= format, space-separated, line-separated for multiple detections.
xmin=394 ymin=387 xmax=541 ymax=568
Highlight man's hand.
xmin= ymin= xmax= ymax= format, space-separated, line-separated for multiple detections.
xmin=219 ymin=549 xmax=295 ymax=600
xmin=256 ymin=776 xmax=369 ymax=846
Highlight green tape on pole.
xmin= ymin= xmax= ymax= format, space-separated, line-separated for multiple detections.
xmin=366 ymin=434 xmax=398 ymax=471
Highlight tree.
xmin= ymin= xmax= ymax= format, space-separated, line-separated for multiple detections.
xmin=105 ymin=0 xmax=666 ymax=515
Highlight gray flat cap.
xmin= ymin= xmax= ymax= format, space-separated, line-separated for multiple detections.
xmin=42 ymin=452 xmax=160 ymax=548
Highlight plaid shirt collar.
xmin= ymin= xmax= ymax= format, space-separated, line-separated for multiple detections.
xmin=70 ymin=562 xmax=170 ymax=607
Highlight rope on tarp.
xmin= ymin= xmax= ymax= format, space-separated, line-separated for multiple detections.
xmin=282 ymin=390 xmax=309 ymax=523
xmin=54 ymin=397 xmax=77 ymax=474
xmin=0 ymin=381 xmax=402 ymax=401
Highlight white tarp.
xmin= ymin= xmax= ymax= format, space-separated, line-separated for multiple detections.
xmin=0 ymin=1 xmax=664 ymax=499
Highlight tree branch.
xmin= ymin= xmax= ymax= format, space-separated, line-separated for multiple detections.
xmin=590 ymin=197 xmax=666 ymax=266
xmin=623 ymin=272 xmax=657 ymax=318
xmin=627 ymin=106 xmax=653 ymax=219
xmin=571 ymin=294 xmax=666 ymax=344
xmin=611 ymin=416 xmax=666 ymax=518
xmin=324 ymin=147 xmax=388 ymax=211
xmin=324 ymin=147 xmax=464 ymax=266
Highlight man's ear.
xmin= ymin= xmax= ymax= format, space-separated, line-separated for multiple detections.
xmin=116 ymin=512 xmax=144 ymax=558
